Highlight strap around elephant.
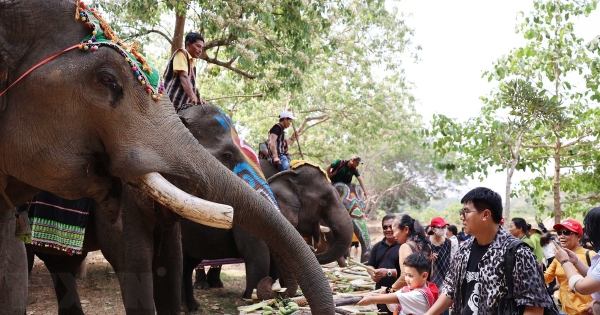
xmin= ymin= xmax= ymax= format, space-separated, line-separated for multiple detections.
xmin=0 ymin=187 xmax=19 ymax=216
xmin=0 ymin=45 xmax=79 ymax=99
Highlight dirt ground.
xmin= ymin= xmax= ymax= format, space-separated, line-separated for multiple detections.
xmin=26 ymin=220 xmax=383 ymax=314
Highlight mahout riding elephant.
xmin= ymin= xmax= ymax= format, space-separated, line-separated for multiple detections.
xmin=0 ymin=1 xmax=334 ymax=314
xmin=175 ymin=107 xmax=352 ymax=310
xmin=264 ymin=161 xmax=372 ymax=263
xmin=182 ymin=160 xmax=353 ymax=310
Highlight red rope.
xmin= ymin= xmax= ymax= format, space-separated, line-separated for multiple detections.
xmin=0 ymin=44 xmax=80 ymax=98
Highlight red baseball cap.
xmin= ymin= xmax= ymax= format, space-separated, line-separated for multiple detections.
xmin=553 ymin=219 xmax=583 ymax=235
xmin=430 ymin=217 xmax=449 ymax=228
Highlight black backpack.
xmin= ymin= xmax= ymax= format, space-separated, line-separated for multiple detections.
xmin=498 ymin=239 xmax=560 ymax=315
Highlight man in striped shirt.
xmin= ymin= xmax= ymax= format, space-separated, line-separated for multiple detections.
xmin=163 ymin=32 xmax=206 ymax=111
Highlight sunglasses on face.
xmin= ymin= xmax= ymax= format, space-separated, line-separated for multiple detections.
xmin=382 ymin=225 xmax=393 ymax=230
xmin=556 ymin=230 xmax=575 ymax=236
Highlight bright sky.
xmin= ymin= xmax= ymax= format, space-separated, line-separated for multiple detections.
xmin=397 ymin=0 xmax=600 ymax=198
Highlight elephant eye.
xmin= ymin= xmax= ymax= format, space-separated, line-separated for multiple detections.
xmin=319 ymin=193 xmax=330 ymax=206
xmin=222 ymin=152 xmax=234 ymax=161
xmin=98 ymin=73 xmax=121 ymax=91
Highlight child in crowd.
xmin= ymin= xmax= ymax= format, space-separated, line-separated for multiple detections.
xmin=357 ymin=252 xmax=438 ymax=314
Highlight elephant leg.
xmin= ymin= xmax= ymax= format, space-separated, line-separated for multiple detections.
xmin=182 ymin=256 xmax=202 ymax=312
xmin=353 ymin=220 xmax=372 ymax=263
xmin=336 ymin=255 xmax=347 ymax=267
xmin=94 ymin=195 xmax=156 ymax=315
xmin=152 ymin=224 xmax=182 ymax=315
xmin=206 ymin=266 xmax=223 ymax=288
xmin=35 ymin=251 xmax=87 ymax=315
xmin=193 ymin=267 xmax=209 ymax=290
xmin=26 ymin=244 xmax=35 ymax=277
xmin=0 ymin=209 xmax=27 ymax=315
xmin=270 ymin=250 xmax=298 ymax=298
xmin=233 ymin=228 xmax=270 ymax=299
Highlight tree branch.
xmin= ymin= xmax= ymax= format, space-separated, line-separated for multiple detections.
xmin=522 ymin=143 xmax=555 ymax=149
xmin=202 ymin=56 xmax=257 ymax=79
xmin=560 ymin=195 xmax=600 ymax=204
xmin=204 ymin=34 xmax=238 ymax=50
xmin=125 ymin=29 xmax=174 ymax=46
xmin=560 ymin=163 xmax=600 ymax=169
xmin=563 ymin=129 xmax=593 ymax=148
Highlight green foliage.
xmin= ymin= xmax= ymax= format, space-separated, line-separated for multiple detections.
xmin=87 ymin=0 xmax=454 ymax=211
xmin=426 ymin=0 xmax=600 ymax=222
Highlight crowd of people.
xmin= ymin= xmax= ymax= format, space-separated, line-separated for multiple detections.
xmin=356 ymin=187 xmax=600 ymax=315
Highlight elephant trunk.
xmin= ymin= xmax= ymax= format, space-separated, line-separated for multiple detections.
xmin=315 ymin=198 xmax=354 ymax=264
xmin=163 ymin=141 xmax=335 ymax=314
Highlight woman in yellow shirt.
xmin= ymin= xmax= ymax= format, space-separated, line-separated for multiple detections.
xmin=544 ymin=219 xmax=596 ymax=315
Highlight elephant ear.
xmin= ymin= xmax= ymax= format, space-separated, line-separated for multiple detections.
xmin=268 ymin=170 xmax=301 ymax=227
xmin=0 ymin=43 xmax=8 ymax=117
xmin=0 ymin=14 xmax=14 ymax=118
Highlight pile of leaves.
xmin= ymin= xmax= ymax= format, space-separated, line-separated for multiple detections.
xmin=238 ymin=261 xmax=384 ymax=314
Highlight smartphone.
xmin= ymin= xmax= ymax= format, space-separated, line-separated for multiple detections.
xmin=552 ymin=236 xmax=562 ymax=247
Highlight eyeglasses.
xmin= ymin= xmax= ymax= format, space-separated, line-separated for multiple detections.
xmin=556 ymin=230 xmax=575 ymax=236
xmin=459 ymin=208 xmax=478 ymax=217
xmin=382 ymin=225 xmax=393 ymax=230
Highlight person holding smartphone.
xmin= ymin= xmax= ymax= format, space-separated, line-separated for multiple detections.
xmin=544 ymin=219 xmax=596 ymax=315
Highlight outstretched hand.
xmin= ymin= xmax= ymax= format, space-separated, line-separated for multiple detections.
xmin=553 ymin=241 xmax=577 ymax=263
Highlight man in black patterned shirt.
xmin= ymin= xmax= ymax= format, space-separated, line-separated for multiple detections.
xmin=424 ymin=187 xmax=553 ymax=315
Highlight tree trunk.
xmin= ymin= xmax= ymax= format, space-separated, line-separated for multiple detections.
xmin=553 ymin=144 xmax=562 ymax=224
xmin=505 ymin=136 xmax=523 ymax=228
xmin=170 ymin=11 xmax=187 ymax=54
xmin=504 ymin=166 xmax=512 ymax=228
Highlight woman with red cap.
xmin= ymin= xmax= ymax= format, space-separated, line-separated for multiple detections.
xmin=428 ymin=217 xmax=452 ymax=315
xmin=554 ymin=208 xmax=600 ymax=315
xmin=544 ymin=219 xmax=596 ymax=315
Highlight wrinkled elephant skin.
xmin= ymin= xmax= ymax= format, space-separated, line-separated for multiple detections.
xmin=26 ymin=105 xmax=338 ymax=314
xmin=0 ymin=2 xmax=334 ymax=314
xmin=180 ymin=107 xmax=352 ymax=309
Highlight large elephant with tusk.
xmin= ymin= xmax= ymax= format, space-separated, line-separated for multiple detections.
xmin=26 ymin=104 xmax=352 ymax=314
xmin=0 ymin=1 xmax=334 ymax=314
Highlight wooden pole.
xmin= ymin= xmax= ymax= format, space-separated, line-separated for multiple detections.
xmin=289 ymin=108 xmax=305 ymax=160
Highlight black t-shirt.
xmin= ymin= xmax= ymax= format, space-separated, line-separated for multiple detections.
xmin=462 ymin=240 xmax=491 ymax=315
xmin=269 ymin=124 xmax=283 ymax=136
xmin=367 ymin=238 xmax=401 ymax=289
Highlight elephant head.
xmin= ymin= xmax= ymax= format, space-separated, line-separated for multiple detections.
xmin=267 ymin=163 xmax=354 ymax=264
xmin=334 ymin=182 xmax=372 ymax=262
xmin=0 ymin=1 xmax=334 ymax=314
xmin=179 ymin=105 xmax=353 ymax=265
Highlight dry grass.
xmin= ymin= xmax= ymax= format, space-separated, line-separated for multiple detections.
xmin=27 ymin=251 xmax=248 ymax=315
xmin=26 ymin=219 xmax=383 ymax=314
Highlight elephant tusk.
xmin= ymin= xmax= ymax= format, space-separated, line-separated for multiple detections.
xmin=132 ymin=172 xmax=233 ymax=229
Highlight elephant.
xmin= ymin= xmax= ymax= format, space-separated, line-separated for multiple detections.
xmin=334 ymin=182 xmax=372 ymax=263
xmin=0 ymin=1 xmax=334 ymax=314
xmin=25 ymin=104 xmax=350 ymax=314
xmin=264 ymin=161 xmax=372 ymax=263
xmin=181 ymin=159 xmax=353 ymax=310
